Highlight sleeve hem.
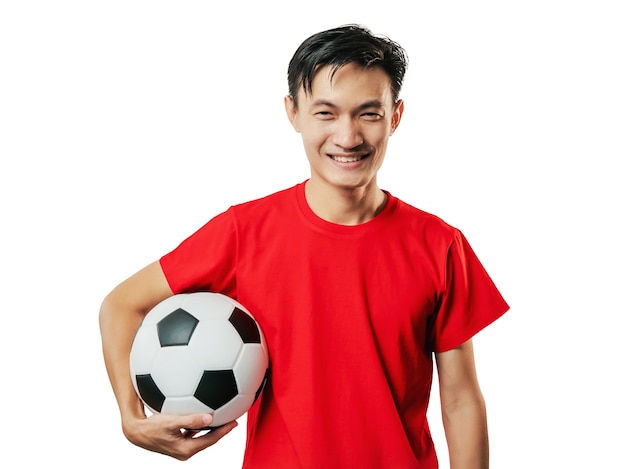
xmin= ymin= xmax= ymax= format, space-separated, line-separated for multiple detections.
xmin=433 ymin=303 xmax=510 ymax=354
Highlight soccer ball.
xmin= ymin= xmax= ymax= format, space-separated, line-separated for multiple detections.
xmin=129 ymin=292 xmax=269 ymax=428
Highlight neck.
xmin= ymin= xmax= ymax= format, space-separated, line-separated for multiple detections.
xmin=304 ymin=179 xmax=387 ymax=225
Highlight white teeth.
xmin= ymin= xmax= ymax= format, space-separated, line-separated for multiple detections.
xmin=331 ymin=155 xmax=364 ymax=163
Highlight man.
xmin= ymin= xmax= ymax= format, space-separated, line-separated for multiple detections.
xmin=100 ymin=24 xmax=509 ymax=468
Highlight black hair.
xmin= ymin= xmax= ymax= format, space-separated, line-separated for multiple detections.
xmin=287 ymin=24 xmax=408 ymax=106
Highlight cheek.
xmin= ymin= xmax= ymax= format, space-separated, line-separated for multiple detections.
xmin=365 ymin=130 xmax=390 ymax=154
xmin=300 ymin=126 xmax=329 ymax=150
xmin=298 ymin=132 xmax=319 ymax=161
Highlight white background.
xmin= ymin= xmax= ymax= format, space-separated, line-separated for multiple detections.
xmin=1 ymin=1 xmax=624 ymax=467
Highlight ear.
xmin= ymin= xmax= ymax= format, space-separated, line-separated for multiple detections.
xmin=390 ymin=99 xmax=404 ymax=135
xmin=284 ymin=95 xmax=300 ymax=132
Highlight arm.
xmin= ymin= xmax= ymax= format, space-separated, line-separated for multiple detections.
xmin=99 ymin=261 xmax=237 ymax=460
xmin=435 ymin=339 xmax=489 ymax=469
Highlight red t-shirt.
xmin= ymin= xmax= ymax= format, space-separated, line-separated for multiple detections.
xmin=160 ymin=182 xmax=509 ymax=468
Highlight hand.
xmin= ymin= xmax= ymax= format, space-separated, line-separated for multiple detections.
xmin=122 ymin=412 xmax=238 ymax=461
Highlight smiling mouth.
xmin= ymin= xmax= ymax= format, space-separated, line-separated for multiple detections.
xmin=329 ymin=154 xmax=368 ymax=163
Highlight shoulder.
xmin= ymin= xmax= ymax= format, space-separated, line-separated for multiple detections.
xmin=389 ymin=193 xmax=459 ymax=242
xmin=234 ymin=184 xmax=299 ymax=209
xmin=226 ymin=183 xmax=302 ymax=224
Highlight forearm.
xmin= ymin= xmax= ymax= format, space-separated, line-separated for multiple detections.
xmin=99 ymin=262 xmax=173 ymax=427
xmin=441 ymin=396 xmax=489 ymax=469
xmin=99 ymin=291 xmax=147 ymax=427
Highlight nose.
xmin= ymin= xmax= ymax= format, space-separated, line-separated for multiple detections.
xmin=331 ymin=117 xmax=364 ymax=149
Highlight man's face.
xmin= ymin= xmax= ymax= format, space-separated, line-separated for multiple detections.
xmin=285 ymin=63 xmax=403 ymax=193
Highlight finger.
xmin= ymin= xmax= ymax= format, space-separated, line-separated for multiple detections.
xmin=176 ymin=413 xmax=214 ymax=432
xmin=208 ymin=420 xmax=238 ymax=439
xmin=179 ymin=420 xmax=238 ymax=458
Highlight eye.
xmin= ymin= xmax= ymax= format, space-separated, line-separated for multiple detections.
xmin=361 ymin=112 xmax=382 ymax=121
xmin=314 ymin=111 xmax=334 ymax=120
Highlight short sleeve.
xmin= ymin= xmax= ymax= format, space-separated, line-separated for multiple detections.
xmin=430 ymin=230 xmax=509 ymax=353
xmin=159 ymin=208 xmax=238 ymax=297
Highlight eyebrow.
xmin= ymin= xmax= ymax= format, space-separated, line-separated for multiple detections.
xmin=310 ymin=99 xmax=385 ymax=111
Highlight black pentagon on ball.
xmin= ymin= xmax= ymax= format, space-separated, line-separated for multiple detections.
xmin=229 ymin=307 xmax=261 ymax=344
xmin=194 ymin=370 xmax=239 ymax=410
xmin=157 ymin=308 xmax=199 ymax=347
xmin=135 ymin=374 xmax=166 ymax=412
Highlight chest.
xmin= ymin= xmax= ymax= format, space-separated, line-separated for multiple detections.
xmin=237 ymin=227 xmax=444 ymax=359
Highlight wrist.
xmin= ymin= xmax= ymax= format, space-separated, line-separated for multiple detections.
xmin=120 ymin=399 xmax=147 ymax=439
